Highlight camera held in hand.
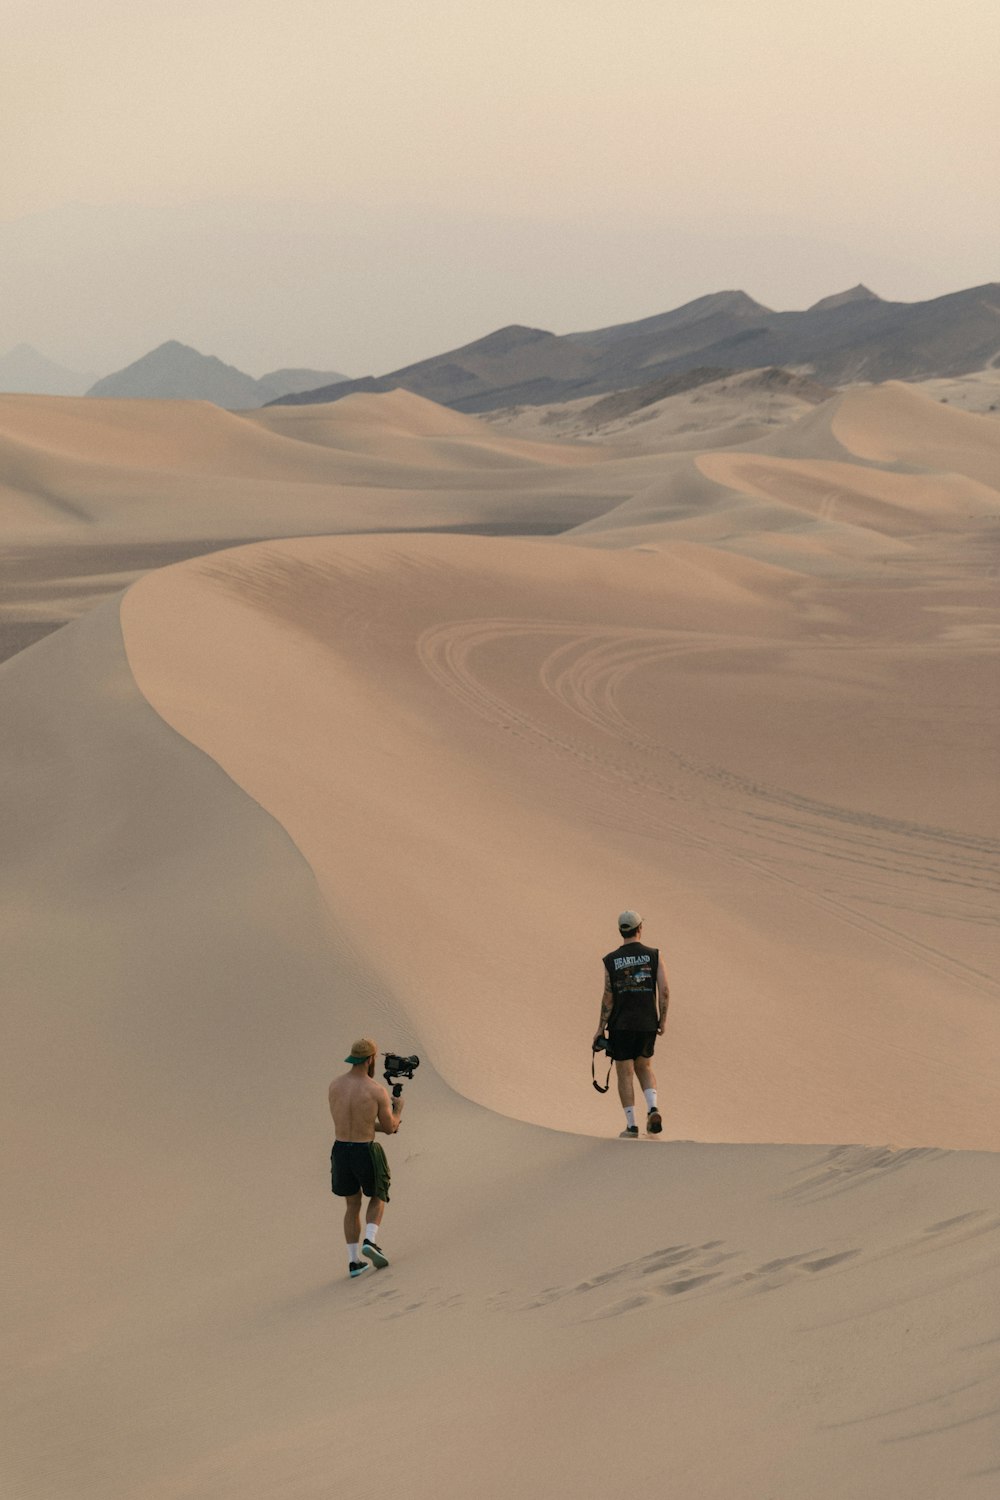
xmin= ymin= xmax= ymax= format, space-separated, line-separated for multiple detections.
xmin=383 ymin=1053 xmax=420 ymax=1098
xmin=593 ymin=1034 xmax=610 ymax=1055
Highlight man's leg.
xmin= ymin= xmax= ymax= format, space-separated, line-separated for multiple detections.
xmin=615 ymin=1059 xmax=638 ymax=1134
xmin=635 ymin=1055 xmax=661 ymax=1133
xmin=615 ymin=1058 xmax=636 ymax=1106
xmin=362 ymin=1198 xmax=389 ymax=1267
xmin=634 ymin=1056 xmax=657 ymax=1095
xmin=365 ymin=1197 xmax=386 ymax=1236
xmin=343 ymin=1190 xmax=363 ymax=1244
xmin=343 ymin=1190 xmax=366 ymax=1274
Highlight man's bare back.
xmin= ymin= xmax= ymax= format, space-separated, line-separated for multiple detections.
xmin=328 ymin=1071 xmax=400 ymax=1142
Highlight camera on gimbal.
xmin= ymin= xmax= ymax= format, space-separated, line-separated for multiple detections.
xmin=383 ymin=1053 xmax=420 ymax=1098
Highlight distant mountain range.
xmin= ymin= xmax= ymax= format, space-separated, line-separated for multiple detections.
xmin=0 ymin=344 xmax=98 ymax=396
xmin=269 ymin=282 xmax=1000 ymax=413
xmin=86 ymin=342 xmax=350 ymax=408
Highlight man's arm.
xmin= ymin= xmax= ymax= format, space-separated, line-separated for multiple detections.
xmin=594 ymin=967 xmax=614 ymax=1046
xmin=374 ymin=1083 xmax=403 ymax=1134
xmin=656 ymin=956 xmax=670 ymax=1034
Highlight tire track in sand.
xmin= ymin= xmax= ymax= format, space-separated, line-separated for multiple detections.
xmin=416 ymin=617 xmax=999 ymax=998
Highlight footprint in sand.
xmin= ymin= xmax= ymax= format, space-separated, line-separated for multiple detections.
xmin=657 ymin=1272 xmax=724 ymax=1296
xmin=921 ymin=1210 xmax=1000 ymax=1243
xmin=512 ymin=1231 xmax=877 ymax=1323
xmin=584 ymin=1293 xmax=656 ymax=1320
xmin=798 ymin=1250 xmax=863 ymax=1272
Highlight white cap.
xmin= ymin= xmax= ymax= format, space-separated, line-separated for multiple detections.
xmin=618 ymin=910 xmax=643 ymax=934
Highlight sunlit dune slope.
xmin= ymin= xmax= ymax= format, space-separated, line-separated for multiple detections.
xmin=249 ymin=387 xmax=599 ymax=468
xmin=833 ymin=380 xmax=1000 ymax=487
xmin=696 ymin=453 xmax=999 ymax=532
xmin=122 ymin=530 xmax=999 ymax=1148
xmin=5 ymin=383 xmax=998 ymax=672
xmin=4 ymin=381 xmax=997 ymax=551
xmin=562 ymin=454 xmax=921 ymax=569
xmin=564 ymin=383 xmax=1000 ymax=571
xmin=0 ymin=387 xmax=598 ymax=472
xmin=0 ymin=389 xmax=612 ymax=543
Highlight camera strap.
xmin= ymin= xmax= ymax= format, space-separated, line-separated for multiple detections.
xmin=592 ymin=987 xmax=619 ymax=1094
xmin=592 ymin=1045 xmax=613 ymax=1094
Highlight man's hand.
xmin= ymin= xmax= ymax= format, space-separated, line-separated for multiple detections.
xmin=657 ymin=1020 xmax=666 ymax=1035
xmin=593 ymin=1030 xmax=606 ymax=1049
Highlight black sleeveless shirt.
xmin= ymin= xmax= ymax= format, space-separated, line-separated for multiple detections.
xmin=602 ymin=941 xmax=659 ymax=1032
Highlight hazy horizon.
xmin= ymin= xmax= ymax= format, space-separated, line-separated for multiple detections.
xmin=4 ymin=0 xmax=997 ymax=377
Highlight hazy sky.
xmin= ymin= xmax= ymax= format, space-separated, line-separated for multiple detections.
xmin=3 ymin=0 xmax=997 ymax=376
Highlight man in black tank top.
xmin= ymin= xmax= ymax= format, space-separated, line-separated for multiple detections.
xmin=594 ymin=910 xmax=669 ymax=1137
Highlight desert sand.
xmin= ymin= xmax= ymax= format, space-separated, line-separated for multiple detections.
xmin=2 ymin=379 xmax=998 ymax=1497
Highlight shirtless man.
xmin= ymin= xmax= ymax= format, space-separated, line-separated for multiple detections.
xmin=328 ymin=1038 xmax=403 ymax=1278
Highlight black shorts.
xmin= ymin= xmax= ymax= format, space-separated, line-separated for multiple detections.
xmin=607 ymin=1030 xmax=656 ymax=1062
xmin=330 ymin=1141 xmax=391 ymax=1202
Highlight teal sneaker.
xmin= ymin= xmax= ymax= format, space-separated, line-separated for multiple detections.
xmin=619 ymin=1125 xmax=639 ymax=1138
xmin=363 ymin=1240 xmax=389 ymax=1269
xmin=349 ymin=1260 xmax=369 ymax=1278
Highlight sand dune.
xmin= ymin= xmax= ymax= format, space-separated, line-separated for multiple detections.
xmin=564 ymin=453 xmax=920 ymax=569
xmin=917 ymin=367 xmax=1000 ymax=415
xmin=832 ymin=381 xmax=1000 ymax=487
xmin=0 ymin=387 xmax=631 ymax=660
xmin=3 ymin=379 xmax=999 ymax=1497
xmin=696 ymin=452 xmax=999 ymax=532
xmin=3 ymin=592 xmax=999 ymax=1500
xmin=0 ymin=389 xmax=614 ymax=544
xmin=249 ymin=389 xmax=604 ymax=470
xmin=561 ymin=383 xmax=1000 ymax=577
xmin=4 ymin=380 xmax=995 ymax=653
xmin=119 ymin=529 xmax=999 ymax=1148
xmin=484 ymin=365 xmax=829 ymax=448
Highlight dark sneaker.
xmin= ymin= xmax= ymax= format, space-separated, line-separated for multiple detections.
xmin=619 ymin=1125 xmax=639 ymax=1138
xmin=362 ymin=1239 xmax=389 ymax=1269
xmin=646 ymin=1109 xmax=663 ymax=1134
xmin=349 ymin=1260 xmax=369 ymax=1278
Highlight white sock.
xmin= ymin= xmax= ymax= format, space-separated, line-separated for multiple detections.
xmin=644 ymin=1088 xmax=658 ymax=1112
xmin=365 ymin=1223 xmax=380 ymax=1244
xmin=348 ymin=1242 xmax=360 ymax=1264
xmin=624 ymin=1106 xmax=636 ymax=1128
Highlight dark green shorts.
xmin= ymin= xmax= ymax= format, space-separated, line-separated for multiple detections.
xmin=330 ymin=1140 xmax=391 ymax=1203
